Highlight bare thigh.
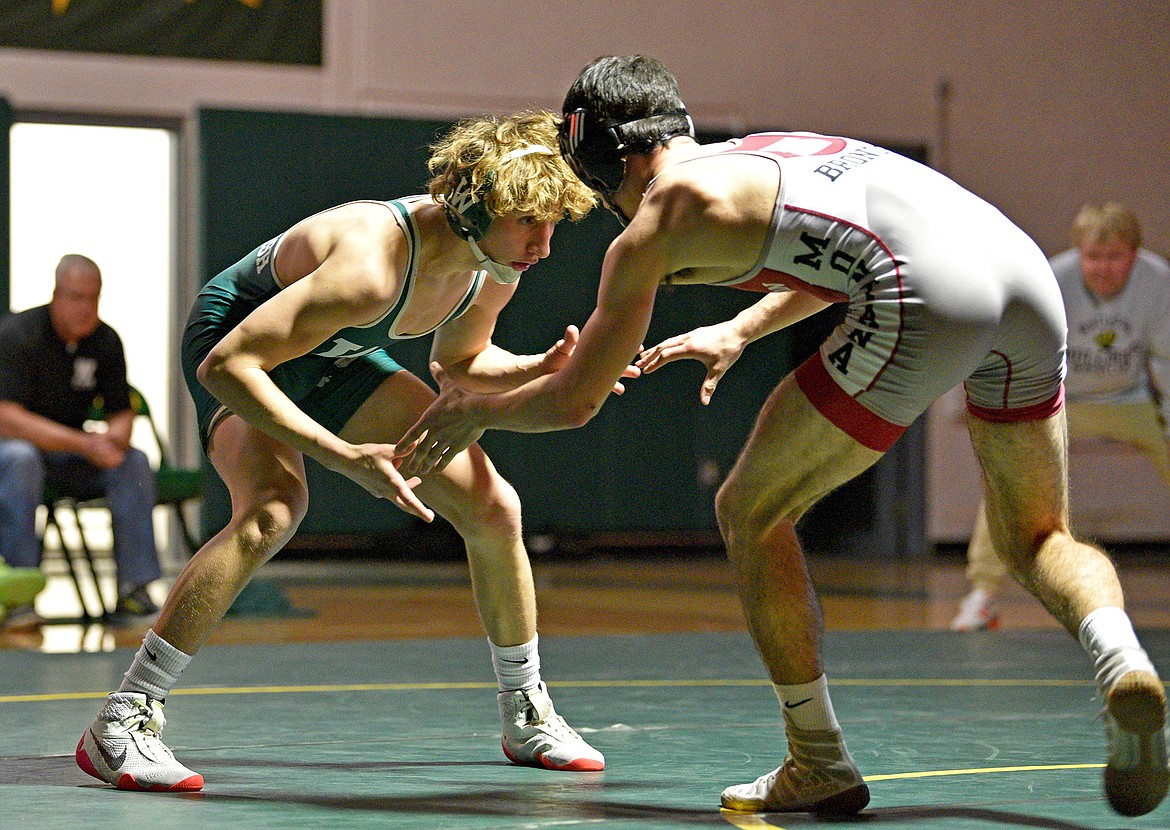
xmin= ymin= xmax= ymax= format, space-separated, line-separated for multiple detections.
xmin=207 ymin=413 xmax=309 ymax=524
xmin=337 ymin=370 xmax=516 ymax=522
xmin=965 ymin=411 xmax=1069 ymax=565
xmin=720 ymin=373 xmax=885 ymax=531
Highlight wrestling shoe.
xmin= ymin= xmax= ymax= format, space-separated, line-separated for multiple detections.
xmin=721 ymin=728 xmax=870 ymax=814
xmin=499 ymin=682 xmax=605 ymax=771
xmin=109 ymin=585 xmax=161 ymax=622
xmin=950 ymin=588 xmax=1000 ymax=632
xmin=1101 ymin=669 xmax=1168 ymax=816
xmin=76 ymin=692 xmax=204 ymax=792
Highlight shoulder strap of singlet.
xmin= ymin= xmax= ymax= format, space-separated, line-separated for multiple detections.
xmin=644 ymin=141 xmax=784 ymax=289
xmin=434 ymin=270 xmax=486 ymax=330
xmin=364 ymin=198 xmax=419 ymax=336
xmin=383 ymin=198 xmax=487 ymax=338
xmin=290 ymin=198 xmax=416 ymax=334
xmin=710 ymin=142 xmax=784 ymax=287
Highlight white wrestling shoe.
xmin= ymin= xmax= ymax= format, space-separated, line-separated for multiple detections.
xmin=950 ymin=588 xmax=1000 ymax=632
xmin=76 ymin=692 xmax=204 ymax=792
xmin=499 ymin=682 xmax=605 ymax=771
xmin=721 ymin=728 xmax=869 ymax=815
xmin=1101 ymin=669 xmax=1168 ymax=817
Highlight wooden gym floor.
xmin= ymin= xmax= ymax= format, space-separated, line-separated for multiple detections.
xmin=8 ymin=540 xmax=1170 ymax=652
xmin=2 ymin=540 xmax=1169 ymax=829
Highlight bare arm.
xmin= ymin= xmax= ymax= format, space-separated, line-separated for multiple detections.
xmin=430 ymin=281 xmax=637 ymax=395
xmin=0 ymin=400 xmax=127 ymax=468
xmin=397 ymin=185 xmax=702 ymax=474
xmin=428 ymin=281 xmax=547 ymax=393
xmin=198 ymin=238 xmax=433 ymax=521
xmin=636 ymin=290 xmax=830 ymax=404
xmin=395 ymin=158 xmax=783 ymax=473
xmin=104 ymin=408 xmax=135 ymax=450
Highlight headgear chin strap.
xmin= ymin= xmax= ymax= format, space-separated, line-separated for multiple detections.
xmin=467 ymin=236 xmax=523 ymax=284
xmin=444 ymin=144 xmax=555 ymax=284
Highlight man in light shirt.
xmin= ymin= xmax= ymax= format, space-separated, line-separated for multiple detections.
xmin=953 ymin=202 xmax=1170 ymax=631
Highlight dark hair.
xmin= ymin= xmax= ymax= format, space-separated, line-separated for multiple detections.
xmin=562 ymin=55 xmax=691 ymax=155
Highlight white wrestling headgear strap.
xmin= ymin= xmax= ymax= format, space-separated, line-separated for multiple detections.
xmin=503 ymin=144 xmax=556 ymax=162
xmin=449 ymin=143 xmax=556 ymax=285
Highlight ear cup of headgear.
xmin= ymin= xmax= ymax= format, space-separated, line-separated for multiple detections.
xmin=445 ymin=170 xmax=495 ymax=242
xmin=559 ymin=108 xmax=627 ymax=196
xmin=560 ymin=107 xmax=695 ymax=198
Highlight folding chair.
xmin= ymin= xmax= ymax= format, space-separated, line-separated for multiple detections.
xmin=39 ymin=385 xmax=204 ymax=621
xmin=41 ymin=481 xmax=114 ymax=621
xmin=127 ymin=385 xmax=204 ymax=556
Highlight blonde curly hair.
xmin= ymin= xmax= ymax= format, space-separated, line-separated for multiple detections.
xmin=427 ymin=110 xmax=596 ymax=223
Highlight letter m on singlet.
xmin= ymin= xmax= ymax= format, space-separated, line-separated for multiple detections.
xmin=793 ymin=232 xmax=828 ymax=270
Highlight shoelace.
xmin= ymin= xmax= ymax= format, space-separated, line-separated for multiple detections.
xmin=537 ymin=712 xmax=578 ymax=740
xmin=515 ymin=696 xmax=579 ymax=741
xmin=119 ymin=699 xmax=166 ymax=738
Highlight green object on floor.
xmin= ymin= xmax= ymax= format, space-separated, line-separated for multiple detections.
xmin=225 ymin=579 xmax=314 ymax=618
xmin=0 ymin=561 xmax=47 ymax=618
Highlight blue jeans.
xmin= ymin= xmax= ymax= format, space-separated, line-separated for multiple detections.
xmin=0 ymin=438 xmax=163 ymax=593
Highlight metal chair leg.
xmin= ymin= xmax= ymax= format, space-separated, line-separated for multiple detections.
xmin=42 ymin=503 xmax=110 ymax=621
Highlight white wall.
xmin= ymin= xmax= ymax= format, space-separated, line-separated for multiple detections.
xmin=2 ymin=0 xmax=1167 ymax=257
xmin=4 ymin=0 xmax=1169 ymax=544
xmin=8 ymin=123 xmax=175 ymax=450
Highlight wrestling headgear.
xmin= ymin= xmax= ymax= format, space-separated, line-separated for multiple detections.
xmin=445 ymin=144 xmax=555 ymax=284
xmin=558 ymin=108 xmax=694 ymax=199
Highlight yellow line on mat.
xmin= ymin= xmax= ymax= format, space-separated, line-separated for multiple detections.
xmin=863 ymin=762 xmax=1104 ymax=781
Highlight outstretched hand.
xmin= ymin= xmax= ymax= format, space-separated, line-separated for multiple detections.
xmin=636 ymin=323 xmax=746 ymax=405
xmin=538 ymin=324 xmax=579 ymax=375
xmin=343 ymin=442 xmax=435 ymax=522
xmin=396 ymin=362 xmax=486 ymax=477
xmin=540 ymin=324 xmax=640 ymax=394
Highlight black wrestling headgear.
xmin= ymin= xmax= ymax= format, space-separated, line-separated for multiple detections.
xmin=558 ymin=108 xmax=694 ymax=198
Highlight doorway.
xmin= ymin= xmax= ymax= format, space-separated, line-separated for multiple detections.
xmin=8 ymin=120 xmax=177 ymax=445
xmin=8 ymin=119 xmax=182 ymax=590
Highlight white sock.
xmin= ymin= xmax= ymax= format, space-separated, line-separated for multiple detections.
xmin=774 ymin=675 xmax=841 ymax=733
xmin=489 ymin=634 xmax=541 ymax=692
xmin=1078 ymin=606 xmax=1157 ymax=693
xmin=118 ymin=629 xmax=192 ymax=701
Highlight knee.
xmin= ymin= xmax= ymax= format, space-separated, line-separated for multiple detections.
xmin=232 ymin=483 xmax=308 ymax=564
xmin=0 ymin=439 xmax=44 ymax=473
xmin=110 ymin=447 xmax=155 ymax=494
xmin=449 ymin=475 xmax=523 ymax=543
xmin=706 ymin=470 xmax=790 ymax=540
xmin=0 ymin=440 xmax=45 ymax=490
xmin=714 ymin=477 xmax=740 ymax=535
xmin=715 ymin=473 xmax=797 ymax=564
xmin=120 ymin=447 xmax=152 ymax=478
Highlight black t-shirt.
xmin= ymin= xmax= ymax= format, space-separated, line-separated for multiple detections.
xmin=0 ymin=305 xmax=131 ymax=429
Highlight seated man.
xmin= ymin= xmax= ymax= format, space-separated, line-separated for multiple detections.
xmin=953 ymin=203 xmax=1170 ymax=631
xmin=0 ymin=254 xmax=164 ymax=626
